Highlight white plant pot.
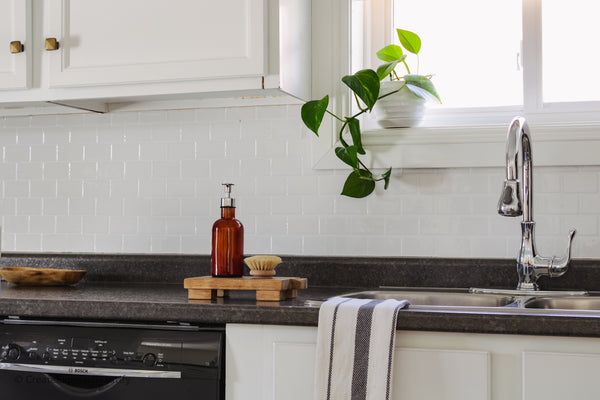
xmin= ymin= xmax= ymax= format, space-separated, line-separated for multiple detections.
xmin=373 ymin=81 xmax=426 ymax=128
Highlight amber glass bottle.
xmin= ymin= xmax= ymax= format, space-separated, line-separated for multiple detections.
xmin=211 ymin=184 xmax=244 ymax=277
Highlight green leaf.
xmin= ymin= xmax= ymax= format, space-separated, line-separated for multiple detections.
xmin=341 ymin=69 xmax=380 ymax=111
xmin=404 ymin=75 xmax=441 ymax=103
xmin=397 ymin=29 xmax=421 ymax=54
xmin=335 ymin=146 xmax=359 ymax=169
xmin=376 ymin=44 xmax=404 ymax=62
xmin=382 ymin=167 xmax=392 ymax=190
xmin=376 ymin=58 xmax=405 ymax=81
xmin=341 ymin=169 xmax=376 ymax=198
xmin=301 ymin=95 xmax=329 ymax=136
xmin=347 ymin=118 xmax=365 ymax=155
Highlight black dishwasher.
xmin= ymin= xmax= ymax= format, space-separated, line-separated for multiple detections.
xmin=0 ymin=318 xmax=224 ymax=399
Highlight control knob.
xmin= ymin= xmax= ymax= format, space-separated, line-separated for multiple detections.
xmin=6 ymin=345 xmax=21 ymax=361
xmin=142 ymin=353 xmax=157 ymax=367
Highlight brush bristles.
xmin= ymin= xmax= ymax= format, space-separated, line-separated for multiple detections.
xmin=244 ymin=255 xmax=282 ymax=271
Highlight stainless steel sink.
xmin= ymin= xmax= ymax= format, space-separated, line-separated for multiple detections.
xmin=340 ymin=290 xmax=515 ymax=308
xmin=524 ymin=296 xmax=600 ymax=310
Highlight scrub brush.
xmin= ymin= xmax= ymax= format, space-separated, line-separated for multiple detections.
xmin=244 ymin=255 xmax=282 ymax=278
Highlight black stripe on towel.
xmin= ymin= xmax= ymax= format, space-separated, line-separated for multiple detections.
xmin=351 ymin=300 xmax=380 ymax=400
xmin=326 ymin=298 xmax=353 ymax=400
xmin=385 ymin=304 xmax=402 ymax=400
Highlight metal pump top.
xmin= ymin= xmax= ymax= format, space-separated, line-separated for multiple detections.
xmin=221 ymin=183 xmax=235 ymax=208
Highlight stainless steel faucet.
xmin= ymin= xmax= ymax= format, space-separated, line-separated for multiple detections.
xmin=497 ymin=116 xmax=576 ymax=291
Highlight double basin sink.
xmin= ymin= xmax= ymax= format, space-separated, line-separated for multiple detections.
xmin=337 ymin=288 xmax=600 ymax=314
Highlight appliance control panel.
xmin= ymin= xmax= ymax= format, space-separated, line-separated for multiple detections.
xmin=0 ymin=322 xmax=222 ymax=374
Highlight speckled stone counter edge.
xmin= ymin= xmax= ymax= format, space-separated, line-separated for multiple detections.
xmin=2 ymin=253 xmax=600 ymax=337
xmin=1 ymin=252 xmax=599 ymax=291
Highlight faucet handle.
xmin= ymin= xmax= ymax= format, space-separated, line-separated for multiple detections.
xmin=549 ymin=229 xmax=576 ymax=278
xmin=565 ymin=228 xmax=576 ymax=256
xmin=497 ymin=179 xmax=522 ymax=217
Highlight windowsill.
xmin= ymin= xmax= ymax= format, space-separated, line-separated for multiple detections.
xmin=312 ymin=121 xmax=600 ymax=170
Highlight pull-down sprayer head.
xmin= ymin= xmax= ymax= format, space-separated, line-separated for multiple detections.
xmin=497 ymin=116 xmax=532 ymax=221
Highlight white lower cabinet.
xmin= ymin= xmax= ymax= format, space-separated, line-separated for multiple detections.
xmin=226 ymin=324 xmax=600 ymax=400
xmin=523 ymin=351 xmax=600 ymax=400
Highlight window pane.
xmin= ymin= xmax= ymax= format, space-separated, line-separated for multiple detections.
xmin=392 ymin=0 xmax=522 ymax=108
xmin=542 ymin=0 xmax=600 ymax=103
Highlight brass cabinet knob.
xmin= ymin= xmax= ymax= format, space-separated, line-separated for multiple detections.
xmin=45 ymin=38 xmax=59 ymax=51
xmin=10 ymin=41 xmax=24 ymax=54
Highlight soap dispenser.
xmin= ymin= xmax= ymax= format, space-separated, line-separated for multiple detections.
xmin=211 ymin=183 xmax=244 ymax=277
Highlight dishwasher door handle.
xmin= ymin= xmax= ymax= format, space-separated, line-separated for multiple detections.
xmin=0 ymin=362 xmax=181 ymax=378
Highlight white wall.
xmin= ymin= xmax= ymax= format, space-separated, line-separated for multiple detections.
xmin=0 ymin=104 xmax=597 ymax=258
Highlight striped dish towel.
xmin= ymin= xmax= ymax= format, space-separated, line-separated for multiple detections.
xmin=314 ymin=296 xmax=409 ymax=400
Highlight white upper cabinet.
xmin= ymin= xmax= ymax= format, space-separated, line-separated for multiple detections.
xmin=44 ymin=0 xmax=265 ymax=87
xmin=0 ymin=0 xmax=310 ymax=115
xmin=0 ymin=0 xmax=30 ymax=89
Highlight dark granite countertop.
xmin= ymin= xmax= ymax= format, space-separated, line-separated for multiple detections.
xmin=1 ymin=253 xmax=600 ymax=337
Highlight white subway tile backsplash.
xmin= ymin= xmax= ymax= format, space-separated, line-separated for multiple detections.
xmin=71 ymin=162 xmax=97 ymax=179
xmin=84 ymin=144 xmax=111 ymax=161
xmin=140 ymin=143 xmax=168 ymax=161
xmin=69 ymin=198 xmax=96 ymax=216
xmin=5 ymin=181 xmax=30 ymax=197
xmin=17 ymin=198 xmax=42 ymax=216
xmin=43 ymin=198 xmax=68 ymax=216
xmin=16 ymin=234 xmax=42 ymax=251
xmin=151 ymin=125 xmax=181 ymax=142
xmin=210 ymin=121 xmax=241 ymax=142
xmin=110 ymin=216 xmax=139 ymax=234
xmin=57 ymin=144 xmax=84 ymax=162
xmin=181 ymin=234 xmax=209 ymax=254
xmin=150 ymin=198 xmax=180 ymax=217
xmin=122 ymin=235 xmax=152 ymax=253
xmin=152 ymin=162 xmax=180 ymax=179
xmin=17 ymin=163 xmax=43 ymax=180
xmin=151 ymin=236 xmax=181 ymax=253
xmin=97 ymin=126 xmax=126 ymax=144
xmin=83 ymin=181 xmax=110 ymax=198
xmin=31 ymin=145 xmax=57 ymax=162
xmin=137 ymin=217 xmax=165 ymax=234
xmin=58 ymin=181 xmax=79 ymax=201
xmin=98 ymin=162 xmax=125 ymax=180
xmin=0 ymin=106 xmax=599 ymax=258
xmin=96 ymin=197 xmax=123 ymax=216
xmin=4 ymin=215 xmax=29 ymax=234
xmin=70 ymin=127 xmax=97 ymax=144
xmin=55 ymin=216 xmax=83 ymax=234
xmin=166 ymin=217 xmax=196 ymax=235
xmin=271 ymin=235 xmax=303 ymax=254
xmin=17 ymin=127 xmax=44 ymax=145
xmin=4 ymin=145 xmax=29 ymax=162
xmin=255 ymin=215 xmax=287 ymax=235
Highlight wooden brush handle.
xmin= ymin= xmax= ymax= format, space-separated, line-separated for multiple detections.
xmin=249 ymin=270 xmax=276 ymax=277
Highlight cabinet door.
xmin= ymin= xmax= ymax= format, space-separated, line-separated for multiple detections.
xmin=0 ymin=0 xmax=30 ymax=89
xmin=523 ymin=351 xmax=600 ymax=400
xmin=226 ymin=324 xmax=490 ymax=400
xmin=43 ymin=0 xmax=265 ymax=88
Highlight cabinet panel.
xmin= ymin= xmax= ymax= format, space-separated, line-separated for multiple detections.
xmin=227 ymin=325 xmax=490 ymax=400
xmin=0 ymin=0 xmax=30 ymax=89
xmin=394 ymin=348 xmax=490 ymax=400
xmin=273 ymin=342 xmax=316 ymax=400
xmin=45 ymin=0 xmax=264 ymax=87
xmin=523 ymin=351 xmax=600 ymax=400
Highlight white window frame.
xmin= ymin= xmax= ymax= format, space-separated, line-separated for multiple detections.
xmin=310 ymin=0 xmax=600 ymax=170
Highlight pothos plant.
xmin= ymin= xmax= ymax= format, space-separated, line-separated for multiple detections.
xmin=301 ymin=28 xmax=440 ymax=198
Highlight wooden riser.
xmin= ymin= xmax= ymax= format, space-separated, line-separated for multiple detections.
xmin=183 ymin=276 xmax=308 ymax=301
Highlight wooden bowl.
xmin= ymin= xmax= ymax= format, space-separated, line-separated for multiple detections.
xmin=0 ymin=267 xmax=86 ymax=286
